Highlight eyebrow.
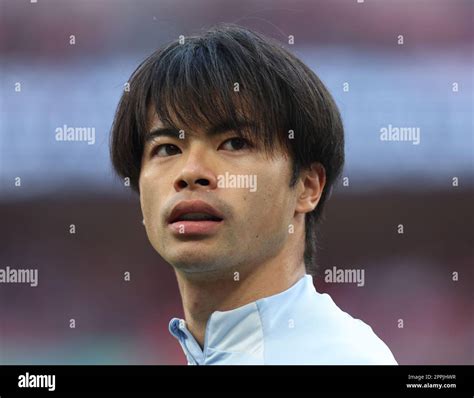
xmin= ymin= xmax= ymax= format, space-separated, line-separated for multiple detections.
xmin=145 ymin=120 xmax=256 ymax=143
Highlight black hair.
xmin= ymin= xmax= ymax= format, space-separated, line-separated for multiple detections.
xmin=110 ymin=23 xmax=344 ymax=273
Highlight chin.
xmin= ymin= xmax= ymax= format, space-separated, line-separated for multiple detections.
xmin=168 ymin=253 xmax=231 ymax=277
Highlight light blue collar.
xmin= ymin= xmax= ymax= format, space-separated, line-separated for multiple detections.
xmin=169 ymin=274 xmax=312 ymax=365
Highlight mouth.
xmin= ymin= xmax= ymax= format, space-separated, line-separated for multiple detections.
xmin=170 ymin=212 xmax=223 ymax=223
xmin=167 ymin=200 xmax=224 ymax=236
xmin=168 ymin=219 xmax=224 ymax=235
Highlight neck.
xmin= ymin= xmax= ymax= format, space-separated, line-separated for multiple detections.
xmin=174 ymin=248 xmax=306 ymax=348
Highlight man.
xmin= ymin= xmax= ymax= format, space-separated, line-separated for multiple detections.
xmin=110 ymin=23 xmax=397 ymax=365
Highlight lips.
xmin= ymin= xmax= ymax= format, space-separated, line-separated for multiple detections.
xmin=168 ymin=200 xmax=224 ymax=224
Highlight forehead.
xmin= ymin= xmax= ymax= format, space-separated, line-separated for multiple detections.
xmin=146 ymin=103 xmax=215 ymax=133
xmin=145 ymin=104 xmax=255 ymax=137
xmin=147 ymin=106 xmax=165 ymax=131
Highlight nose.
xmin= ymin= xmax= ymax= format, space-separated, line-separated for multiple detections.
xmin=173 ymin=147 xmax=218 ymax=192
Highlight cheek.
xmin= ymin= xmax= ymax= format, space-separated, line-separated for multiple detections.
xmin=242 ymin=176 xmax=291 ymax=232
xmin=139 ymin=168 xmax=164 ymax=223
xmin=257 ymin=162 xmax=293 ymax=223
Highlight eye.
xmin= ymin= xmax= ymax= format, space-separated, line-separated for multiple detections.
xmin=219 ymin=137 xmax=251 ymax=151
xmin=152 ymin=144 xmax=181 ymax=157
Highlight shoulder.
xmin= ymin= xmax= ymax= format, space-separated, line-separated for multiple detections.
xmin=259 ymin=290 xmax=398 ymax=365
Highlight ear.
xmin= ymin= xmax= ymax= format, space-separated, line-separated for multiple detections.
xmin=295 ymin=162 xmax=326 ymax=215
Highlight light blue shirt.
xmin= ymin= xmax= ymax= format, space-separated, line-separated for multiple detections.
xmin=169 ymin=274 xmax=397 ymax=365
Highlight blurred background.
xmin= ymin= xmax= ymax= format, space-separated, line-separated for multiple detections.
xmin=0 ymin=0 xmax=472 ymax=365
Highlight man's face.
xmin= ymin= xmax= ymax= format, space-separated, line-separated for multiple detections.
xmin=139 ymin=109 xmax=300 ymax=279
